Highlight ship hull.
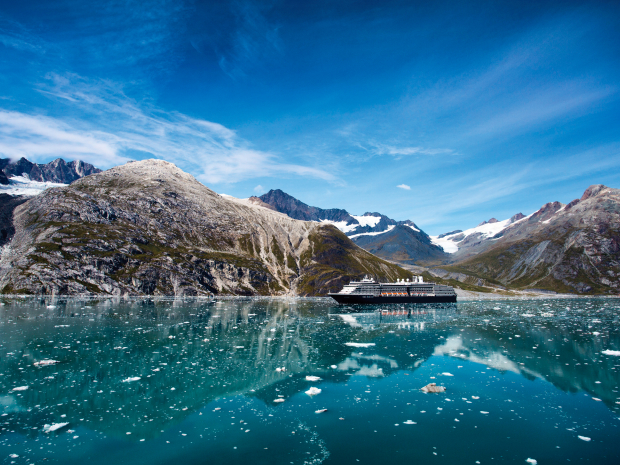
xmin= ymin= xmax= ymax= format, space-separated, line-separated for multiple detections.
xmin=328 ymin=294 xmax=457 ymax=304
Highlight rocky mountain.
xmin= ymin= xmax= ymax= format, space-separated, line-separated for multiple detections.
xmin=441 ymin=184 xmax=620 ymax=294
xmin=0 ymin=160 xmax=412 ymax=296
xmin=352 ymin=224 xmax=447 ymax=265
xmin=258 ymin=189 xmax=446 ymax=264
xmin=1 ymin=157 xmax=101 ymax=184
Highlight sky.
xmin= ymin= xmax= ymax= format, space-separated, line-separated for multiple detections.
xmin=0 ymin=0 xmax=619 ymax=235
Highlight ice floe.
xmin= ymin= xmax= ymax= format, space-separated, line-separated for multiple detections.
xmin=43 ymin=422 xmax=69 ymax=433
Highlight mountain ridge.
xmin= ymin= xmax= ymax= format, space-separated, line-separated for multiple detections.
xmin=0 ymin=160 xmax=412 ymax=296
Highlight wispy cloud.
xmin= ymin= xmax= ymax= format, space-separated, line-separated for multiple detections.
xmin=396 ymin=184 xmax=411 ymax=190
xmin=0 ymin=74 xmax=335 ymax=184
xmin=253 ymin=184 xmax=265 ymax=194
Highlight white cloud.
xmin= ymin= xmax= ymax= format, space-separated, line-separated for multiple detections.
xmin=253 ymin=184 xmax=265 ymax=194
xmin=0 ymin=74 xmax=336 ymax=185
xmin=397 ymin=184 xmax=411 ymax=190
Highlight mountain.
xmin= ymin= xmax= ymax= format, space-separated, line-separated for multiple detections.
xmin=351 ymin=224 xmax=447 ymax=264
xmin=0 ymin=160 xmax=412 ymax=296
xmin=259 ymin=189 xmax=354 ymax=223
xmin=258 ymin=189 xmax=447 ymax=264
xmin=1 ymin=157 xmax=101 ymax=184
xmin=441 ymin=184 xmax=620 ymax=294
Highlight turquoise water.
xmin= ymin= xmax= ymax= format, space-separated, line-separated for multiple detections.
xmin=1 ymin=297 xmax=619 ymax=464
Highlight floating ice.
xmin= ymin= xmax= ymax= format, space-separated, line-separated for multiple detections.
xmin=345 ymin=342 xmax=376 ymax=348
xmin=441 ymin=372 xmax=454 ymax=376
xmin=122 ymin=377 xmax=141 ymax=383
xmin=526 ymin=459 xmax=537 ymax=464
xmin=480 ymin=411 xmax=489 ymax=414
xmin=12 ymin=386 xmax=28 ymax=391
xmin=591 ymin=397 xmax=602 ymax=401
xmin=47 ymin=305 xmax=56 ymax=309
xmin=34 ymin=359 xmax=59 ymax=367
xmin=273 ymin=398 xmax=285 ymax=403
xmin=578 ymin=436 xmax=591 ymax=442
xmin=403 ymin=420 xmax=417 ymax=424
xmin=306 ymin=376 xmax=322 ymax=382
xmin=305 ymin=387 xmax=322 ymax=396
xmin=315 ymin=409 xmax=328 ymax=414
xmin=420 ymin=383 xmax=446 ymax=393
xmin=602 ymin=350 xmax=620 ymax=356
xmin=43 ymin=422 xmax=69 ymax=433
xmin=522 ymin=313 xmax=534 ymax=317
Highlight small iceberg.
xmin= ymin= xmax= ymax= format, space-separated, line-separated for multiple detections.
xmin=122 ymin=377 xmax=141 ymax=383
xmin=275 ymin=367 xmax=286 ymax=372
xmin=273 ymin=398 xmax=285 ymax=403
xmin=345 ymin=342 xmax=375 ymax=348
xmin=526 ymin=459 xmax=537 ymax=464
xmin=315 ymin=409 xmax=328 ymax=414
xmin=305 ymin=376 xmax=322 ymax=382
xmin=441 ymin=372 xmax=454 ymax=377
xmin=12 ymin=386 xmax=28 ymax=391
xmin=403 ymin=420 xmax=417 ymax=425
xmin=602 ymin=350 xmax=620 ymax=356
xmin=34 ymin=359 xmax=59 ymax=367
xmin=43 ymin=422 xmax=69 ymax=433
xmin=420 ymin=383 xmax=446 ymax=393
xmin=480 ymin=411 xmax=489 ymax=414
xmin=305 ymin=387 xmax=322 ymax=396
xmin=578 ymin=436 xmax=591 ymax=442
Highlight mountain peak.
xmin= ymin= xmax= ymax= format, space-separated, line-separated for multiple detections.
xmin=581 ymin=184 xmax=607 ymax=201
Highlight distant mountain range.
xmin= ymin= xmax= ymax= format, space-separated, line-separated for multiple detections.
xmin=258 ymin=186 xmax=620 ymax=295
xmin=258 ymin=189 xmax=447 ymax=264
xmin=0 ymin=157 xmax=100 ymax=186
xmin=1 ymin=156 xmax=618 ymax=295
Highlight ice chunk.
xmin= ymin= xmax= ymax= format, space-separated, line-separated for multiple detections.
xmin=480 ymin=411 xmax=489 ymax=414
xmin=345 ymin=342 xmax=375 ymax=348
xmin=441 ymin=372 xmax=454 ymax=376
xmin=43 ymin=422 xmax=69 ymax=433
xmin=420 ymin=383 xmax=446 ymax=393
xmin=602 ymin=350 xmax=620 ymax=356
xmin=526 ymin=459 xmax=537 ymax=464
xmin=305 ymin=387 xmax=322 ymax=396
xmin=403 ymin=420 xmax=417 ymax=424
xmin=273 ymin=398 xmax=285 ymax=403
xmin=34 ymin=359 xmax=59 ymax=367
xmin=305 ymin=376 xmax=322 ymax=382
xmin=122 ymin=377 xmax=141 ymax=383
xmin=12 ymin=386 xmax=28 ymax=391
xmin=315 ymin=409 xmax=328 ymax=414
xmin=578 ymin=436 xmax=591 ymax=442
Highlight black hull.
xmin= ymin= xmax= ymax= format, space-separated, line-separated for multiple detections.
xmin=328 ymin=294 xmax=457 ymax=304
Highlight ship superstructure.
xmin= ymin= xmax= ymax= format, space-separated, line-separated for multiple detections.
xmin=328 ymin=275 xmax=457 ymax=304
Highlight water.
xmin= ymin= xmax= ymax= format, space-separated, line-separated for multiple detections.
xmin=1 ymin=297 xmax=619 ymax=464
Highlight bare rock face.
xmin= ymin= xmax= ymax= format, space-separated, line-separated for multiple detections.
xmin=0 ymin=160 xmax=411 ymax=296
xmin=449 ymin=184 xmax=620 ymax=294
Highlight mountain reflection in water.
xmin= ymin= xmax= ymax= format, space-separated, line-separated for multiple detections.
xmin=0 ymin=297 xmax=619 ymax=464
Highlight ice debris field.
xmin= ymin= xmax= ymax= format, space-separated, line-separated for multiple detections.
xmin=0 ymin=297 xmax=619 ymax=464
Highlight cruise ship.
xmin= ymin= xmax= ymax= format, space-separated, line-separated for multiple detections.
xmin=328 ymin=275 xmax=457 ymax=304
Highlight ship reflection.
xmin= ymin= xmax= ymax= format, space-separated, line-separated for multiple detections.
xmin=332 ymin=303 xmax=458 ymax=330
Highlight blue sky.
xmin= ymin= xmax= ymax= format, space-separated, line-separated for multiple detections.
xmin=0 ymin=0 xmax=619 ymax=234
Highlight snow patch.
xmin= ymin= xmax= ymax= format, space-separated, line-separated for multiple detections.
xmin=349 ymin=225 xmax=395 ymax=239
xmin=352 ymin=215 xmax=381 ymax=227
xmin=319 ymin=219 xmax=359 ymax=233
xmin=0 ymin=176 xmax=67 ymax=197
